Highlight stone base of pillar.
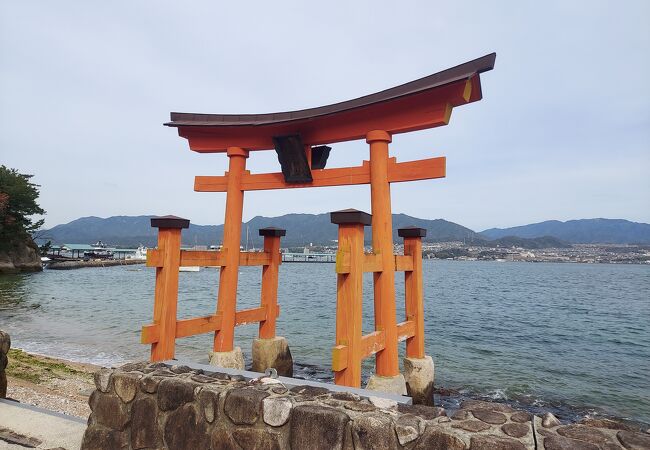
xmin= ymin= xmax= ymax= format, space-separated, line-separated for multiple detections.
xmin=252 ymin=337 xmax=293 ymax=377
xmin=365 ymin=373 xmax=407 ymax=395
xmin=208 ymin=347 xmax=244 ymax=370
xmin=403 ymin=356 xmax=435 ymax=405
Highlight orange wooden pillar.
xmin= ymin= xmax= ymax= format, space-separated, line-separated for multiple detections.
xmin=214 ymin=147 xmax=249 ymax=353
xmin=331 ymin=209 xmax=371 ymax=387
xmin=366 ymin=130 xmax=400 ymax=378
xmin=399 ymin=227 xmax=426 ymax=358
xmin=149 ymin=215 xmax=189 ymax=361
xmin=258 ymin=227 xmax=285 ymax=339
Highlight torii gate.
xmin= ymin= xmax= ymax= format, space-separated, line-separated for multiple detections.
xmin=142 ymin=53 xmax=495 ymax=401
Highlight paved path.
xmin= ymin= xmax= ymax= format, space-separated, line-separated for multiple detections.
xmin=0 ymin=399 xmax=85 ymax=449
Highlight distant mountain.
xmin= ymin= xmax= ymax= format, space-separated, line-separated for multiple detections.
xmin=481 ymin=219 xmax=650 ymax=244
xmin=39 ymin=213 xmax=483 ymax=247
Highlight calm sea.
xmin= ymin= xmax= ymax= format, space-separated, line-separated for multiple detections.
xmin=0 ymin=261 xmax=648 ymax=424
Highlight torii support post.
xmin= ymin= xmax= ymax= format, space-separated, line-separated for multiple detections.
xmin=331 ymin=209 xmax=370 ymax=387
xmin=399 ymin=226 xmax=435 ymax=405
xmin=366 ymin=130 xmax=407 ymax=395
xmin=149 ymin=215 xmax=189 ymax=361
xmin=210 ymin=146 xmax=249 ymax=370
xmin=252 ymin=227 xmax=294 ymax=376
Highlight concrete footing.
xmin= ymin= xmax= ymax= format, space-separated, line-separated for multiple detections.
xmin=208 ymin=347 xmax=244 ymax=370
xmin=403 ymin=355 xmax=435 ymax=405
xmin=252 ymin=336 xmax=293 ymax=377
xmin=366 ymin=373 xmax=407 ymax=395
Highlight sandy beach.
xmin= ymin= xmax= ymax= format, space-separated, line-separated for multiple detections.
xmin=4 ymin=348 xmax=98 ymax=418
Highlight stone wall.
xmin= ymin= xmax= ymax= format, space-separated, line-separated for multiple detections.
xmin=0 ymin=330 xmax=9 ymax=398
xmin=81 ymin=362 xmax=650 ymax=450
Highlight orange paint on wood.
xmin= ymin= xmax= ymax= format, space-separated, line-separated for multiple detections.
xmin=235 ymin=306 xmax=268 ymax=326
xmin=394 ymin=255 xmax=414 ymax=272
xmin=363 ymin=253 xmax=382 ymax=273
xmin=239 ymin=251 xmax=272 ymax=266
xmin=214 ymin=148 xmax=248 ymax=352
xmin=259 ymin=235 xmax=281 ymax=339
xmin=149 ymin=228 xmax=182 ymax=361
xmin=180 ymin=250 xmax=226 ymax=267
xmin=404 ymin=237 xmax=425 ymax=358
xmin=396 ymin=320 xmax=416 ymax=342
xmin=361 ymin=331 xmax=386 ymax=359
xmin=179 ymin=81 xmax=468 ymax=152
xmin=333 ymin=223 xmax=364 ymax=388
xmin=194 ymin=157 xmax=445 ymax=193
xmin=368 ymin=130 xmax=400 ymax=377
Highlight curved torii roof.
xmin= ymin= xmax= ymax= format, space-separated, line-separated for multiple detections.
xmin=166 ymin=53 xmax=495 ymax=153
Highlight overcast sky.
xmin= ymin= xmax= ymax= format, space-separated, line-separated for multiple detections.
xmin=1 ymin=1 xmax=648 ymax=231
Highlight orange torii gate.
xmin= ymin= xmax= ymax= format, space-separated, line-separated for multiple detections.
xmin=142 ymin=53 xmax=495 ymax=400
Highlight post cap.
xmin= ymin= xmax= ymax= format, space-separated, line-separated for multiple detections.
xmin=398 ymin=227 xmax=427 ymax=238
xmin=259 ymin=227 xmax=286 ymax=237
xmin=151 ymin=215 xmax=190 ymax=229
xmin=330 ymin=209 xmax=372 ymax=226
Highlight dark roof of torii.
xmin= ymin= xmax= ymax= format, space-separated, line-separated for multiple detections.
xmin=165 ymin=53 xmax=495 ymax=128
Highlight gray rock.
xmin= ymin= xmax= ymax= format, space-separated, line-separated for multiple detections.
xmin=579 ymin=418 xmax=636 ymax=431
xmin=452 ymin=420 xmax=491 ymax=432
xmin=510 ymin=411 xmax=532 ymax=423
xmin=211 ymin=428 xmax=241 ymax=450
xmin=413 ymin=427 xmax=466 ymax=450
xmin=395 ymin=414 xmax=423 ymax=446
xmin=543 ymin=435 xmax=599 ymax=450
xmin=397 ymin=403 xmax=447 ymax=420
xmin=118 ymin=361 xmax=147 ymax=372
xmin=139 ymin=375 xmax=161 ymax=394
xmin=332 ymin=391 xmax=361 ymax=402
xmin=472 ymin=409 xmax=507 ymax=425
xmin=170 ymin=364 xmax=193 ymax=374
xmin=263 ymin=396 xmax=292 ymax=427
xmin=89 ymin=391 xmax=130 ymax=431
xmin=198 ymin=388 xmax=220 ymax=423
xmin=352 ymin=413 xmax=398 ymax=450
xmin=93 ymin=368 xmax=113 ymax=393
xmin=157 ymin=377 xmax=194 ymax=411
xmin=452 ymin=409 xmax=471 ymax=420
xmin=343 ymin=401 xmax=377 ymax=412
xmin=113 ymin=372 xmax=141 ymax=403
xmin=617 ymin=430 xmax=650 ymax=449
xmin=542 ymin=412 xmax=562 ymax=428
xmin=0 ymin=352 xmax=7 ymax=372
xmin=290 ymin=405 xmax=350 ymax=450
xmin=290 ymin=385 xmax=330 ymax=397
xmin=0 ymin=371 xmax=7 ymax=398
xmin=557 ymin=424 xmax=621 ymax=448
xmin=469 ymin=435 xmax=526 ymax=449
xmin=224 ymin=388 xmax=269 ymax=425
xmin=163 ymin=404 xmax=210 ymax=450
xmin=233 ymin=428 xmax=283 ymax=450
xmin=0 ymin=330 xmax=10 ymax=354
xmin=501 ymin=422 xmax=530 ymax=438
xmin=403 ymin=356 xmax=435 ymax=405
xmin=252 ymin=336 xmax=294 ymax=377
xmin=81 ymin=425 xmax=128 ymax=450
xmin=368 ymin=396 xmax=397 ymax=410
xmin=130 ymin=396 xmax=160 ymax=449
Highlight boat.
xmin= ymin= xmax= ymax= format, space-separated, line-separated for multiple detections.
xmin=84 ymin=241 xmax=114 ymax=260
xmin=126 ymin=245 xmax=148 ymax=261
xmin=179 ymin=266 xmax=200 ymax=272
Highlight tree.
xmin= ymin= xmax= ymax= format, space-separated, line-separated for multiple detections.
xmin=0 ymin=166 xmax=45 ymax=248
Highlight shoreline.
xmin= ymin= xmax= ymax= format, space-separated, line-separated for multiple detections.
xmin=4 ymin=347 xmax=649 ymax=433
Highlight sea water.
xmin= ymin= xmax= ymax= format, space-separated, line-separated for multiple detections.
xmin=0 ymin=260 xmax=648 ymax=423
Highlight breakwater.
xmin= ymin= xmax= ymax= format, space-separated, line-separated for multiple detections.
xmin=82 ymin=362 xmax=650 ymax=450
xmin=47 ymin=259 xmax=145 ymax=270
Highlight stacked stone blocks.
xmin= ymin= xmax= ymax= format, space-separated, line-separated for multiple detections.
xmin=0 ymin=330 xmax=10 ymax=398
xmin=81 ymin=362 xmax=650 ymax=450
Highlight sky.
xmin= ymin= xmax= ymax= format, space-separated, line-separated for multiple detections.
xmin=1 ymin=1 xmax=649 ymax=231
